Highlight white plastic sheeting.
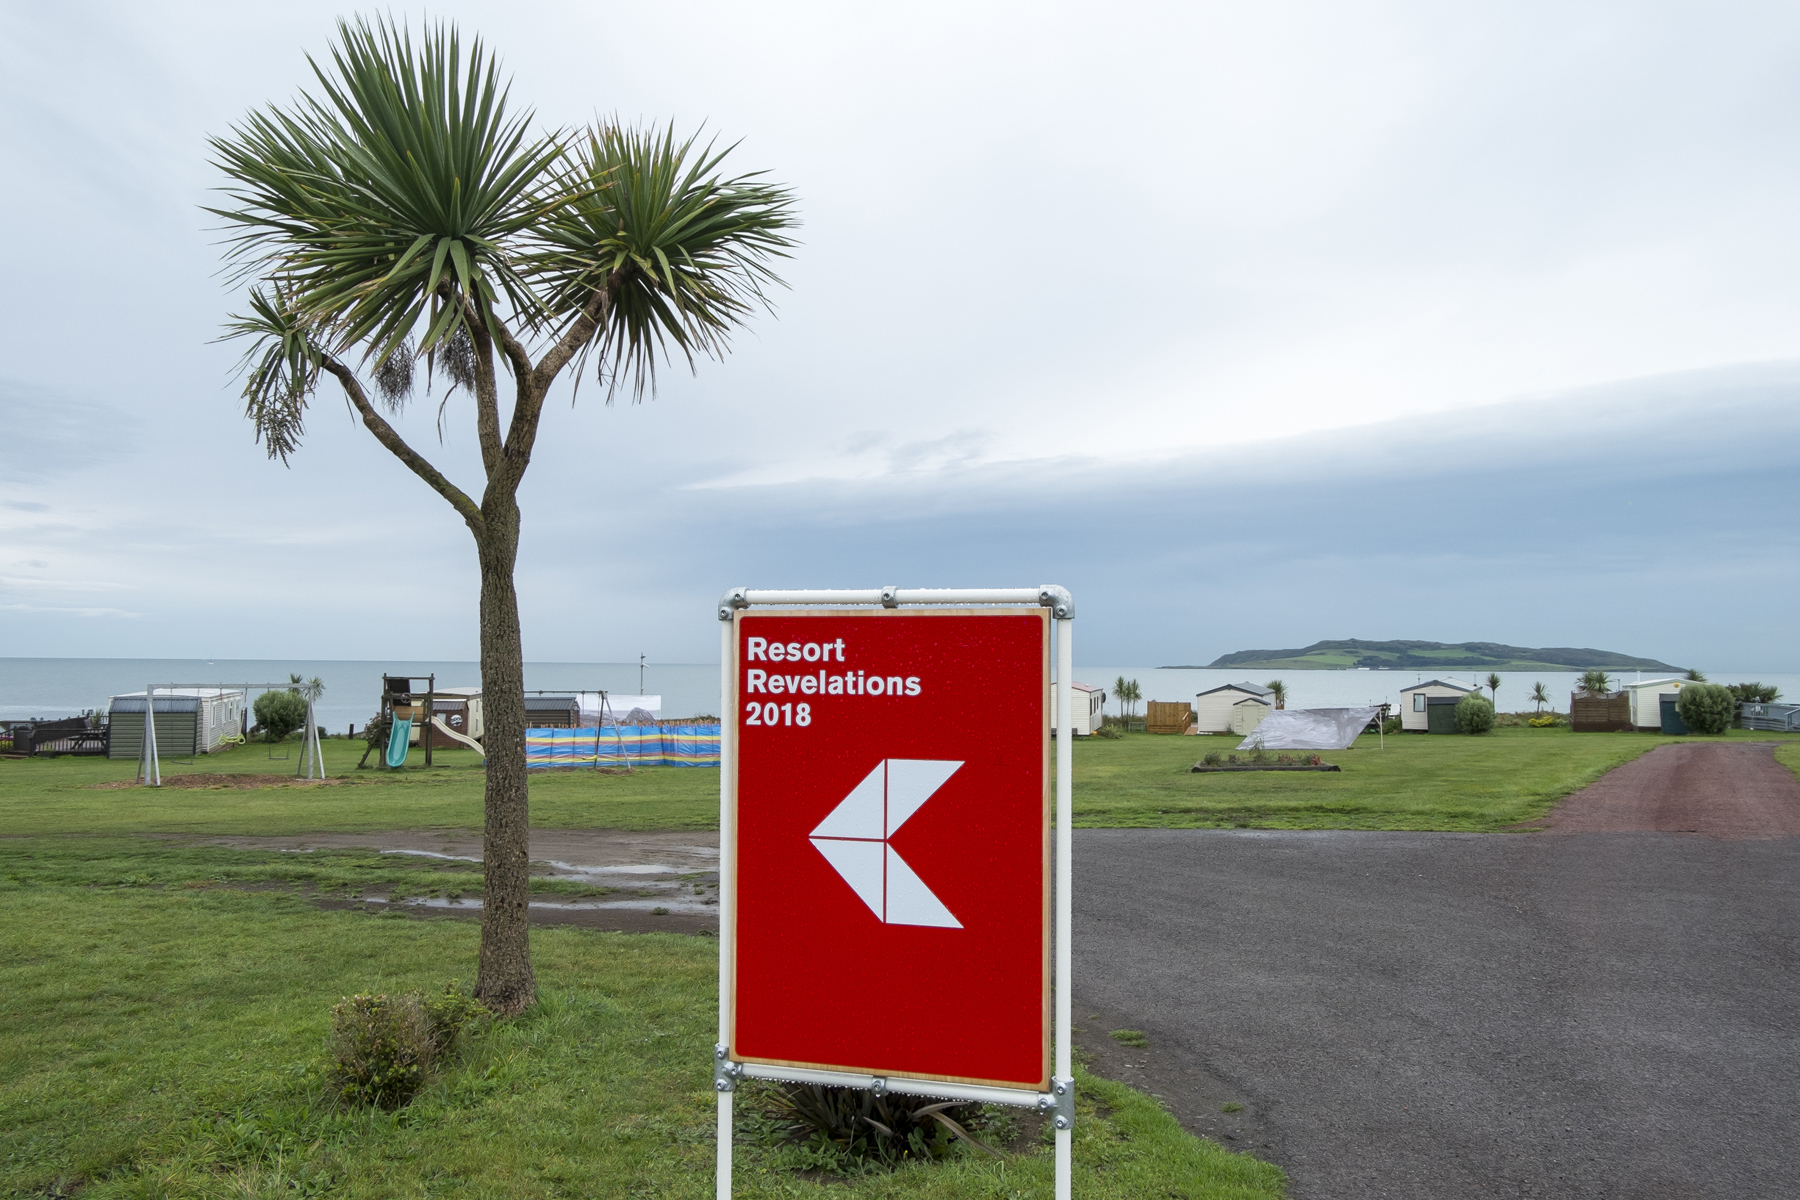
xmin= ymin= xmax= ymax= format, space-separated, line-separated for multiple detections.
xmin=1236 ymin=706 xmax=1381 ymax=751
xmin=575 ymin=693 xmax=661 ymax=724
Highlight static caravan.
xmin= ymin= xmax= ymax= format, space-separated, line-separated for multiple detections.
xmin=107 ymin=689 xmax=246 ymax=759
xmin=1057 ymin=681 xmax=1106 ymax=735
xmin=1230 ymin=697 xmax=1271 ymax=736
xmin=1397 ymin=679 xmax=1478 ymax=732
xmin=434 ymin=687 xmax=484 ymax=740
xmin=394 ymin=686 xmax=485 ymax=745
xmin=1624 ymin=678 xmax=1687 ymax=732
xmin=1193 ymin=682 xmax=1276 ymax=732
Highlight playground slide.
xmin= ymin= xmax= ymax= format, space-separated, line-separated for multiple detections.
xmin=385 ymin=717 xmax=412 ymax=768
xmin=429 ymin=716 xmax=486 ymax=759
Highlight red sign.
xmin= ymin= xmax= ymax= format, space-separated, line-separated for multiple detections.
xmin=728 ymin=607 xmax=1050 ymax=1090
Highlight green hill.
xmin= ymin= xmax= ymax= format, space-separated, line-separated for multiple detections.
xmin=1174 ymin=639 xmax=1682 ymax=673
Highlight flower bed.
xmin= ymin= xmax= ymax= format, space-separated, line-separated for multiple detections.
xmin=1191 ymin=751 xmax=1340 ymax=773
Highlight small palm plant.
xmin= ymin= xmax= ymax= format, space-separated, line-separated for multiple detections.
xmin=1265 ymin=680 xmax=1287 ymax=710
xmin=1685 ymin=668 xmax=1708 ymax=682
xmin=1486 ymin=673 xmax=1501 ymax=707
xmin=1112 ymin=677 xmax=1142 ymax=724
xmin=1530 ymin=681 xmax=1549 ymax=712
xmin=1577 ymin=669 xmax=1613 ymax=697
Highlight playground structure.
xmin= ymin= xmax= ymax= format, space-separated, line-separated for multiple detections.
xmin=360 ymin=676 xmax=628 ymax=769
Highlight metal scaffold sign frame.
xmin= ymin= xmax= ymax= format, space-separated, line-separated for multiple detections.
xmin=712 ymin=585 xmax=1077 ymax=1200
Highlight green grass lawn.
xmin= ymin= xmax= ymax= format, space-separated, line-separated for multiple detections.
xmin=0 ymin=872 xmax=1284 ymax=1200
xmin=8 ymin=724 xmax=1793 ymax=1197
xmin=0 ymin=740 xmax=715 ymax=836
xmin=1777 ymin=742 xmax=1800 ymax=782
xmin=7 ymin=726 xmax=1796 ymax=837
xmin=1072 ymin=725 xmax=1800 ymax=831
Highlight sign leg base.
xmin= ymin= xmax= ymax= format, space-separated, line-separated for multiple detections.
xmin=716 ymin=1090 xmax=733 ymax=1198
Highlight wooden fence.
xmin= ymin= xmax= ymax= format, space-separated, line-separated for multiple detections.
xmin=1570 ymin=693 xmax=1632 ymax=732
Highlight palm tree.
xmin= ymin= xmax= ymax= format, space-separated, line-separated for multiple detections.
xmin=209 ymin=17 xmax=796 ymax=1015
xmin=1684 ymin=668 xmax=1708 ymax=682
xmin=1578 ymin=669 xmax=1613 ymax=697
xmin=1112 ymin=677 xmax=1142 ymax=724
xmin=1486 ymin=673 xmax=1501 ymax=707
xmin=1265 ymin=680 xmax=1287 ymax=710
xmin=1530 ymin=681 xmax=1549 ymax=712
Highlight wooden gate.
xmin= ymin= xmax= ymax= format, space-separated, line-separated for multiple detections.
xmin=1146 ymin=701 xmax=1195 ymax=734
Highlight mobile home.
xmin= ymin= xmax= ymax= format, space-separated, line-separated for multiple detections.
xmin=106 ymin=689 xmax=246 ymax=759
xmin=1057 ymin=681 xmax=1106 ymax=735
xmin=1396 ymin=679 xmax=1478 ymax=732
xmin=1624 ymin=678 xmax=1688 ymax=732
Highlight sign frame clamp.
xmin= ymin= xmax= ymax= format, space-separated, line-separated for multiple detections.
xmin=713 ymin=585 xmax=1076 ymax=1200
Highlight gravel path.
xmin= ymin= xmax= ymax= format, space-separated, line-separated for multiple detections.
xmin=1529 ymin=740 xmax=1800 ymax=836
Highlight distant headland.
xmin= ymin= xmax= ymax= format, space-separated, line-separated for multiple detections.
xmin=1164 ymin=639 xmax=1683 ymax=673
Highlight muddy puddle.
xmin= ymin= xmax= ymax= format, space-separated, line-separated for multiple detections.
xmin=171 ymin=828 xmax=723 ymax=935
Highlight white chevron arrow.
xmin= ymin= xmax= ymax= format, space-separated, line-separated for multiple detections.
xmin=809 ymin=759 xmax=963 ymax=928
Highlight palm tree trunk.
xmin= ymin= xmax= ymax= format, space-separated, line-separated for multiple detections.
xmin=474 ymin=497 xmax=536 ymax=1015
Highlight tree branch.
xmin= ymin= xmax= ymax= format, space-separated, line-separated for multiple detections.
xmin=488 ymin=279 xmax=616 ymax=495
xmin=324 ymin=359 xmax=486 ymax=532
xmin=532 ymin=271 xmax=621 ymax=394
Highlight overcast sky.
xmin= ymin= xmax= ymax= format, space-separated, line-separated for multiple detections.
xmin=2 ymin=0 xmax=1798 ymax=669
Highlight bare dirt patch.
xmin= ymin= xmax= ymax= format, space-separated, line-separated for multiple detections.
xmin=88 ymin=773 xmax=349 ymax=791
xmin=164 ymin=829 xmax=723 ymax=934
xmin=1519 ymin=740 xmax=1800 ymax=838
xmin=178 ymin=828 xmax=717 ymax=869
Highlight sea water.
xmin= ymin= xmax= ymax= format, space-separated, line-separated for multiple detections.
xmin=4 ymin=657 xmax=1795 ymax=735
xmin=0 ymin=658 xmax=723 ymax=735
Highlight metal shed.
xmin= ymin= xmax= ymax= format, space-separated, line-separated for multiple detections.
xmin=107 ymin=689 xmax=246 ymax=759
xmin=524 ymin=695 xmax=580 ymax=728
xmin=1230 ymin=696 xmax=1271 ymax=736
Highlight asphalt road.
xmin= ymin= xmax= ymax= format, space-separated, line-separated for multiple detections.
xmin=1075 ymin=828 xmax=1800 ymax=1199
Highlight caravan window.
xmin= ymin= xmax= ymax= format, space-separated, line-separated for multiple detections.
xmin=1413 ymin=694 xmax=1425 ymax=712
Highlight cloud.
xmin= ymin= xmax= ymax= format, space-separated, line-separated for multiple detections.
xmin=2 ymin=1 xmax=1799 ymax=671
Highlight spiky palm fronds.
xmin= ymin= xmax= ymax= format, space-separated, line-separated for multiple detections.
xmin=530 ymin=124 xmax=796 ymax=399
xmin=209 ymin=17 xmax=563 ymax=367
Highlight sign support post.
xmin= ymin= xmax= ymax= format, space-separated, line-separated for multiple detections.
xmin=1055 ymin=611 xmax=1074 ymax=1199
xmin=716 ymin=612 xmax=736 ymax=1200
xmin=713 ymin=585 xmax=1075 ymax=1199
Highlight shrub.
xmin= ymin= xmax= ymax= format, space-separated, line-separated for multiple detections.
xmin=1201 ymin=751 xmax=1222 ymax=766
xmin=1727 ymin=682 xmax=1781 ymax=704
xmin=758 ymin=1083 xmax=995 ymax=1171
xmin=253 ymin=689 xmax=308 ymax=742
xmin=1382 ymin=716 xmax=1403 ymax=735
xmin=1453 ymin=694 xmax=1495 ymax=734
xmin=1676 ymin=683 xmax=1735 ymax=735
xmin=327 ymin=981 xmax=487 ymax=1109
xmin=1528 ymin=714 xmax=1558 ymax=728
